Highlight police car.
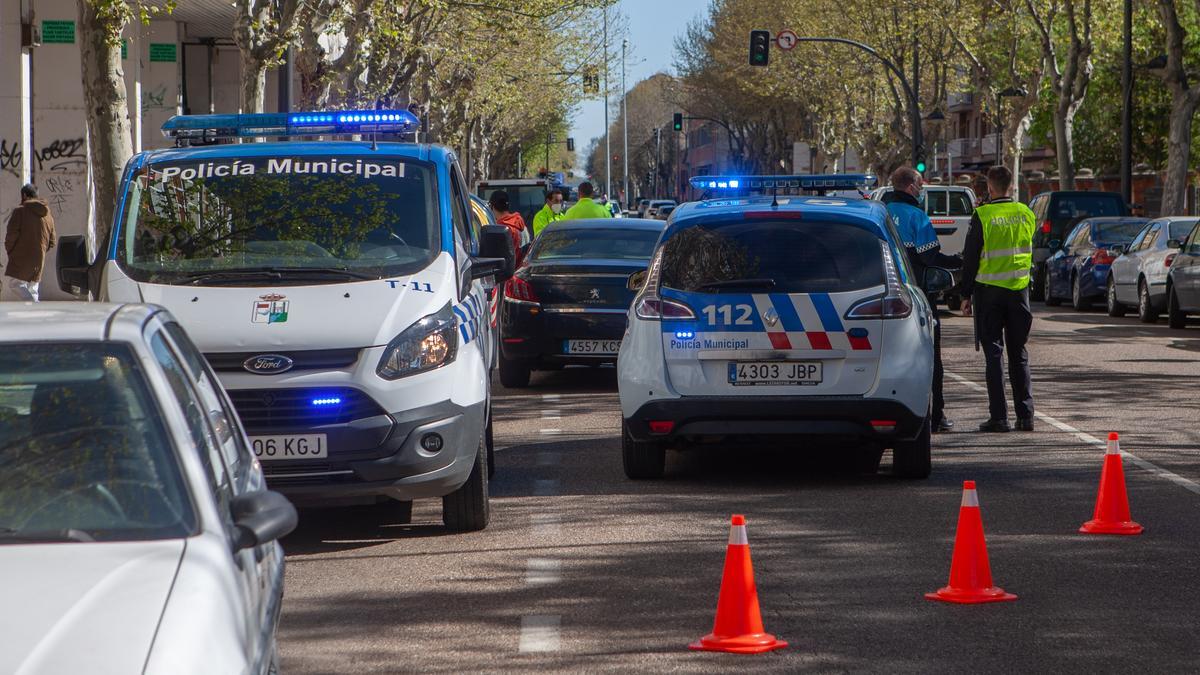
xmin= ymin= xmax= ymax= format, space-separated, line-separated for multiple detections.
xmin=57 ymin=111 xmax=516 ymax=531
xmin=617 ymin=175 xmax=952 ymax=479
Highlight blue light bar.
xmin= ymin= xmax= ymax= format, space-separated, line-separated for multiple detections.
xmin=161 ymin=110 xmax=420 ymax=140
xmin=689 ymin=174 xmax=877 ymax=191
xmin=311 ymin=396 xmax=343 ymax=407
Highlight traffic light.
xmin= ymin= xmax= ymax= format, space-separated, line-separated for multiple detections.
xmin=582 ymin=66 xmax=600 ymax=95
xmin=672 ymin=113 xmax=683 ymax=131
xmin=915 ymin=146 xmax=928 ymax=174
xmin=749 ymin=30 xmax=771 ymax=67
xmin=566 ymin=137 xmax=575 ymax=152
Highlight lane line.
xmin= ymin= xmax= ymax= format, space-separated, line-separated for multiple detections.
xmin=539 ymin=428 xmax=562 ymax=435
xmin=525 ymin=558 xmax=562 ymax=585
xmin=542 ymin=394 xmax=561 ymax=401
xmin=947 ymin=371 xmax=1200 ymax=495
xmin=531 ymin=513 xmax=562 ymax=538
xmin=518 ymin=615 xmax=561 ymax=652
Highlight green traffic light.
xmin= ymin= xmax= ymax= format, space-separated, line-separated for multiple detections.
xmin=916 ymin=162 xmax=927 ymax=173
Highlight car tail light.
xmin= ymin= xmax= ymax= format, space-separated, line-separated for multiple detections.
xmin=845 ymin=242 xmax=913 ymax=319
xmin=503 ymin=276 xmax=539 ymax=303
xmin=870 ymin=419 xmax=897 ymax=433
xmin=1041 ymin=220 xmax=1052 ymax=234
xmin=634 ymin=248 xmax=696 ymax=320
xmin=648 ymin=420 xmax=675 ymax=434
xmin=1165 ymin=253 xmax=1177 ymax=268
xmin=1092 ymin=249 xmax=1118 ymax=266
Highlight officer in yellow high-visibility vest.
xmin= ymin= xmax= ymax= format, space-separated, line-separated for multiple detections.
xmin=958 ymin=165 xmax=1037 ymax=433
xmin=531 ymin=189 xmax=565 ymax=237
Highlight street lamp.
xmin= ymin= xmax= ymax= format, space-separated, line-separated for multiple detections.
xmin=994 ymin=86 xmax=1028 ymax=167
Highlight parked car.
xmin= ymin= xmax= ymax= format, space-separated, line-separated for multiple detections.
xmin=636 ymin=198 xmax=651 ymax=217
xmin=868 ymin=184 xmax=977 ymax=255
xmin=1166 ymin=223 xmax=1200 ymax=328
xmin=0 ymin=303 xmax=296 ymax=675
xmin=498 ymin=218 xmax=666 ymax=387
xmin=1044 ymin=217 xmax=1148 ymax=310
xmin=1027 ymin=190 xmax=1130 ymax=300
xmin=1107 ymin=217 xmax=1199 ymax=321
xmin=646 ymin=199 xmax=677 ymax=218
xmin=655 ymin=204 xmax=676 ymax=220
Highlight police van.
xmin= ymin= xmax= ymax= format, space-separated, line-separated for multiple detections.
xmin=617 ymin=175 xmax=953 ymax=480
xmin=57 ymin=111 xmax=516 ymax=531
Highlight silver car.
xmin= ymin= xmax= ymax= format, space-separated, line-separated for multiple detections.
xmin=1108 ymin=217 xmax=1199 ymax=321
xmin=0 ymin=303 xmax=296 ymax=674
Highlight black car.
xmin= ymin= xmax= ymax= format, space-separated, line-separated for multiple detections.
xmin=498 ymin=217 xmax=666 ymax=387
xmin=1027 ymin=190 xmax=1129 ymax=300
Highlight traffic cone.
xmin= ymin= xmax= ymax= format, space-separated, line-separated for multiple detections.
xmin=689 ymin=515 xmax=787 ymax=654
xmin=926 ymin=481 xmax=1018 ymax=604
xmin=1080 ymin=433 xmax=1143 ymax=535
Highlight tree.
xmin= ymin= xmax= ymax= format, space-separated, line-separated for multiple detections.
xmin=1153 ymin=0 xmax=1200 ymax=215
xmin=232 ymin=0 xmax=307 ymax=113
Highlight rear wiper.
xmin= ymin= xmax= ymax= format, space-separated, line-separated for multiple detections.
xmin=0 ymin=527 xmax=95 ymax=543
xmin=695 ymin=278 xmax=777 ymax=291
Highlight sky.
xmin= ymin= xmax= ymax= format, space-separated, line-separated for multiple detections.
xmin=570 ymin=0 xmax=710 ymax=174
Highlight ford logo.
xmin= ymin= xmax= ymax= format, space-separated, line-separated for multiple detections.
xmin=243 ymin=354 xmax=294 ymax=375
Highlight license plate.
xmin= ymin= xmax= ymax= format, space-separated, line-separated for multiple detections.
xmin=251 ymin=434 xmax=328 ymax=460
xmin=728 ymin=361 xmax=823 ymax=386
xmin=564 ymin=339 xmax=621 ymax=355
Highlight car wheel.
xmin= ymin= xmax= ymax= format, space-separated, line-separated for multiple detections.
xmin=1138 ymin=279 xmax=1159 ymax=323
xmin=443 ymin=433 xmax=489 ymax=531
xmin=1044 ymin=271 xmax=1062 ymax=306
xmin=486 ymin=408 xmax=496 ymax=479
xmin=1071 ymin=273 xmax=1091 ymax=310
xmin=621 ymin=419 xmax=666 ymax=479
xmin=498 ymin=354 xmax=531 ymax=388
xmin=892 ymin=416 xmax=932 ymax=479
xmin=1106 ymin=277 xmax=1126 ymax=317
xmin=1030 ymin=267 xmax=1046 ymax=301
xmin=1167 ymin=286 xmax=1187 ymax=329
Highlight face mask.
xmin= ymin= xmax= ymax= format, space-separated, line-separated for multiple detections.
xmin=550 ymin=203 xmax=563 ymax=214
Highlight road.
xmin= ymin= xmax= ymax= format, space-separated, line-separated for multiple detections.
xmin=277 ymin=305 xmax=1200 ymax=673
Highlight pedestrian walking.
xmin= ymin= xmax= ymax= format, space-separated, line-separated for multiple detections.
xmin=562 ymin=181 xmax=612 ymax=219
xmin=882 ymin=166 xmax=962 ymax=433
xmin=4 ymin=183 xmax=56 ymax=302
xmin=958 ymin=165 xmax=1037 ymax=433
xmin=532 ymin=189 xmax=565 ymax=237
xmin=488 ymin=190 xmax=530 ymax=266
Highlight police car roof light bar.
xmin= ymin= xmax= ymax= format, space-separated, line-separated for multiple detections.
xmin=160 ymin=110 xmax=421 ymax=141
xmin=688 ymin=174 xmax=877 ymax=192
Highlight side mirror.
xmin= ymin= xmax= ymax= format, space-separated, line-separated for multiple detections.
xmin=1167 ymin=239 xmax=1183 ymax=250
xmin=923 ymin=267 xmax=955 ymax=295
xmin=56 ymin=234 xmax=91 ymax=296
xmin=627 ymin=269 xmax=649 ymax=292
xmin=476 ymin=224 xmax=515 ymax=280
xmin=1047 ymin=239 xmax=1062 ymax=251
xmin=231 ymin=490 xmax=297 ymax=551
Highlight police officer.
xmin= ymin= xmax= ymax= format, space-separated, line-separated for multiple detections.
xmin=958 ymin=165 xmax=1036 ymax=432
xmin=532 ymin=189 xmax=565 ymax=237
xmin=562 ymin=181 xmax=612 ymax=220
xmin=882 ymin=166 xmax=962 ymax=433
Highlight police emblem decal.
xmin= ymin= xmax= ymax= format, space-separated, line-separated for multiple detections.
xmin=252 ymin=294 xmax=290 ymax=324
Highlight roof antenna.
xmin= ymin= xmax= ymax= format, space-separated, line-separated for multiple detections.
xmin=771 ymin=185 xmax=779 ymax=208
xmin=370 ymin=131 xmax=378 ymax=151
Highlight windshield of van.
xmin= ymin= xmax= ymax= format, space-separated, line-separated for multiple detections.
xmin=118 ymin=156 xmax=439 ymax=285
xmin=0 ymin=343 xmax=196 ymax=543
xmin=1051 ymin=195 xmax=1124 ymax=223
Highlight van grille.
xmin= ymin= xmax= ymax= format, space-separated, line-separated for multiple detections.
xmin=205 ymin=348 xmax=361 ymax=372
xmin=226 ymin=387 xmax=387 ymax=430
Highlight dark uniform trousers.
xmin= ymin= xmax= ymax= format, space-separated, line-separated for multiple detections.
xmin=974 ymin=283 xmax=1034 ymax=421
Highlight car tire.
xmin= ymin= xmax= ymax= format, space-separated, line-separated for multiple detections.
xmin=1071 ymin=273 xmax=1091 ymax=310
xmin=1030 ymin=267 xmax=1046 ymax=301
xmin=443 ymin=434 xmax=489 ymax=532
xmin=486 ymin=408 xmax=496 ymax=479
xmin=1167 ymin=286 xmax=1187 ymax=329
xmin=498 ymin=354 xmax=531 ymax=388
xmin=1106 ymin=277 xmax=1126 ymax=317
xmin=1044 ymin=271 xmax=1062 ymax=306
xmin=1138 ymin=279 xmax=1159 ymax=323
xmin=892 ymin=417 xmax=932 ymax=479
xmin=621 ymin=420 xmax=666 ymax=479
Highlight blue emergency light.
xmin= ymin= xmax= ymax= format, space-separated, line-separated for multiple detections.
xmin=689 ymin=174 xmax=877 ymax=191
xmin=161 ymin=109 xmax=420 ymax=141
xmin=310 ymin=396 xmax=343 ymax=407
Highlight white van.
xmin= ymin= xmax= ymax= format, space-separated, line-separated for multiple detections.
xmin=869 ymin=185 xmax=977 ymax=255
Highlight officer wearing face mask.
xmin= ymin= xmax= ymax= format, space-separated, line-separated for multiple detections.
xmin=532 ymin=189 xmax=565 ymax=237
xmin=882 ymin=166 xmax=962 ymax=434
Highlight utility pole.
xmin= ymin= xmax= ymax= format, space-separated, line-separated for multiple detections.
xmin=653 ymin=127 xmax=661 ymax=197
xmin=912 ymin=35 xmax=921 ymax=170
xmin=622 ymin=38 xmax=629 ymax=206
xmin=603 ymin=6 xmax=611 ymax=198
xmin=1120 ymin=0 xmax=1133 ymax=205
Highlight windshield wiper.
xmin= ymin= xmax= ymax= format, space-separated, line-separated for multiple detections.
xmin=695 ymin=278 xmax=777 ymax=291
xmin=178 ymin=269 xmax=283 ymax=285
xmin=265 ymin=267 xmax=378 ymax=280
xmin=178 ymin=267 xmax=376 ymax=285
xmin=0 ymin=527 xmax=95 ymax=543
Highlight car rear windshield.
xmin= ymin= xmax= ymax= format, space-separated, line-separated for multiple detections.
xmin=660 ymin=219 xmax=885 ymax=294
xmin=1169 ymin=220 xmax=1198 ymax=241
xmin=0 ymin=343 xmax=196 ymax=544
xmin=927 ymin=190 xmax=974 ymax=216
xmin=1095 ymin=220 xmax=1147 ymax=242
xmin=533 ymin=228 xmax=661 ymax=261
xmin=1051 ymin=195 xmax=1125 ymax=223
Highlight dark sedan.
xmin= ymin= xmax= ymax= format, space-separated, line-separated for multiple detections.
xmin=1044 ymin=216 xmax=1148 ymax=310
xmin=498 ymin=218 xmax=665 ymax=387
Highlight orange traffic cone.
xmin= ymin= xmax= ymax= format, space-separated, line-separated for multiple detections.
xmin=689 ymin=515 xmax=787 ymax=654
xmin=1080 ymin=433 xmax=1143 ymax=535
xmin=926 ymin=481 xmax=1018 ymax=604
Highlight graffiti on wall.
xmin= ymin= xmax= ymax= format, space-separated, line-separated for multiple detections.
xmin=0 ymin=137 xmax=88 ymax=177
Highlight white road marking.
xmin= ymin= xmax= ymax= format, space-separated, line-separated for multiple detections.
xmin=539 ymin=428 xmax=562 ymax=435
xmin=947 ymin=371 xmax=1200 ymax=495
xmin=525 ymin=558 xmax=562 ymax=585
xmin=533 ymin=479 xmax=559 ymax=496
xmin=518 ymin=615 xmax=561 ymax=652
xmin=531 ymin=513 xmax=562 ymax=538
xmin=542 ymin=394 xmax=561 ymax=401
xmin=541 ymin=410 xmax=562 ymax=420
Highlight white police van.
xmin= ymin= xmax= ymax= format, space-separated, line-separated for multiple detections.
xmin=617 ymin=175 xmax=952 ymax=480
xmin=57 ymin=111 xmax=516 ymax=531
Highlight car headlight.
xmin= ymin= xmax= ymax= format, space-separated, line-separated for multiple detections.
xmin=377 ymin=303 xmax=459 ymax=380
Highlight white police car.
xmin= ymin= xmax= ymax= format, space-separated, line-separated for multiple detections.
xmin=57 ymin=111 xmax=515 ymax=531
xmin=617 ymin=175 xmax=951 ymax=479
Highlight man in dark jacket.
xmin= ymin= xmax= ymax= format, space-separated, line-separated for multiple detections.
xmin=882 ymin=167 xmax=962 ymax=433
xmin=5 ymin=183 xmax=56 ymax=301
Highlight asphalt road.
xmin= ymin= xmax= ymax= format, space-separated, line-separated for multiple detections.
xmin=277 ymin=304 xmax=1200 ymax=673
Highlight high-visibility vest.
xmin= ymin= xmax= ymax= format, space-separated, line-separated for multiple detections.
xmin=532 ymin=205 xmax=563 ymax=236
xmin=976 ymin=201 xmax=1037 ymax=290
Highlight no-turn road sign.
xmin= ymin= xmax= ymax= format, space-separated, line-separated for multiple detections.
xmin=776 ymin=30 xmax=798 ymax=51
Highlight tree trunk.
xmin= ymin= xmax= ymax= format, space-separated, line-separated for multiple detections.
xmin=239 ymin=49 xmax=268 ymax=114
xmin=1161 ymin=89 xmax=1198 ymax=216
xmin=77 ymin=0 xmax=133 ymax=250
xmin=1053 ymin=103 xmax=1078 ymax=190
